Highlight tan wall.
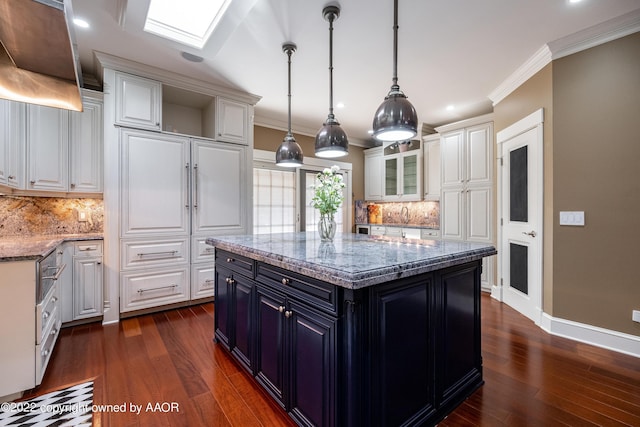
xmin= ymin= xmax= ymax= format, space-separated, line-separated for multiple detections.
xmin=552 ymin=32 xmax=640 ymax=335
xmin=254 ymin=125 xmax=366 ymax=230
xmin=494 ymin=63 xmax=555 ymax=313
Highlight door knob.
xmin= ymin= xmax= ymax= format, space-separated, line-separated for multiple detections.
xmin=522 ymin=231 xmax=537 ymax=238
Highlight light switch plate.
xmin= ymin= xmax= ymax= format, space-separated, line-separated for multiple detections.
xmin=559 ymin=211 xmax=585 ymax=226
xmin=633 ymin=310 xmax=640 ymax=323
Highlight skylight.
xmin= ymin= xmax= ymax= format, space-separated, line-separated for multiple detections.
xmin=144 ymin=0 xmax=232 ymax=49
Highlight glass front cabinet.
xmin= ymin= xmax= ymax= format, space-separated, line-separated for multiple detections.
xmin=382 ymin=140 xmax=422 ymax=201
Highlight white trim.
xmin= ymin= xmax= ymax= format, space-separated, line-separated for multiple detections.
xmin=496 ymin=108 xmax=544 ymax=143
xmin=489 ymin=9 xmax=640 ymax=106
xmin=434 ymin=113 xmax=495 ymax=134
xmin=489 ymin=46 xmax=552 ymax=106
xmin=540 ymin=313 xmax=640 ymax=358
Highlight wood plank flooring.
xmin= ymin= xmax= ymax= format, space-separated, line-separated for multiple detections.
xmin=27 ymin=295 xmax=640 ymax=426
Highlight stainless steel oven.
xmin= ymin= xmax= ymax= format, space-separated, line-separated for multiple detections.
xmin=36 ymin=250 xmax=65 ymax=304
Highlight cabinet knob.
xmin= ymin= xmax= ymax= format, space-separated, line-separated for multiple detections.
xmin=30 ymin=180 xmax=35 ymax=185
xmin=43 ymin=311 xmax=50 ymax=319
xmin=226 ymin=257 xmax=234 ymax=263
xmin=70 ymin=183 xmax=76 ymax=188
xmin=281 ymin=278 xmax=290 ymax=286
xmin=285 ymin=310 xmax=292 ymax=318
xmin=8 ymin=175 xmax=14 ymax=179
xmin=278 ymin=306 xmax=285 ymax=313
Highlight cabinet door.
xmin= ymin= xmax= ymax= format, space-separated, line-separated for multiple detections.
xmin=288 ymin=300 xmax=336 ymax=427
xmin=440 ymin=130 xmax=464 ymax=187
xmin=216 ymin=97 xmax=248 ymax=144
xmin=27 ymin=105 xmax=69 ymax=191
xmin=120 ymin=129 xmax=190 ymax=236
xmin=73 ymin=257 xmax=103 ymax=319
xmin=424 ymin=139 xmax=440 ymax=200
xmin=465 ymin=123 xmax=492 ymax=186
xmin=364 ymin=147 xmax=383 ymax=201
xmin=383 ymin=156 xmax=399 ymax=198
xmin=0 ymin=99 xmax=9 ymax=186
xmin=115 ymin=72 xmax=162 ymax=130
xmin=214 ymin=266 xmax=232 ymax=349
xmin=232 ymin=274 xmax=254 ymax=372
xmin=401 ymin=152 xmax=422 ymax=200
xmin=441 ymin=188 xmax=464 ymax=240
xmin=191 ymin=263 xmax=215 ymax=300
xmin=255 ymin=284 xmax=287 ymax=407
xmin=69 ymin=95 xmax=103 ymax=192
xmin=466 ymin=187 xmax=492 ymax=242
xmin=192 ymin=139 xmax=248 ymax=235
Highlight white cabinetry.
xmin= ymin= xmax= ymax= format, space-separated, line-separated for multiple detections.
xmin=115 ymin=72 xmax=162 ymax=130
xmin=60 ymin=240 xmax=104 ymax=324
xmin=215 ymin=97 xmax=249 ymax=144
xmin=70 ymin=94 xmax=103 ymax=193
xmin=422 ymin=133 xmax=441 ymax=201
xmin=0 ymin=99 xmax=25 ymax=189
xmin=27 ymin=105 xmax=69 ymax=191
xmin=438 ymin=115 xmax=494 ymax=289
xmin=364 ymin=147 xmax=383 ymax=201
xmin=382 ymin=141 xmax=422 ymax=201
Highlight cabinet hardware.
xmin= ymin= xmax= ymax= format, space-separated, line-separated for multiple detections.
xmin=281 ymin=278 xmax=290 ymax=286
xmin=79 ymin=247 xmax=97 ymax=251
xmin=137 ymin=250 xmax=178 ymax=258
xmin=226 ymin=257 xmax=235 ymax=263
xmin=52 ymin=297 xmax=57 ymax=303
xmin=204 ymin=279 xmax=214 ymax=286
xmin=42 ymin=349 xmax=50 ymax=357
xmin=522 ymin=230 xmax=537 ymax=238
xmin=51 ymin=328 xmax=58 ymax=336
xmin=43 ymin=311 xmax=50 ymax=319
xmin=137 ymin=284 xmax=178 ymax=294
xmin=278 ymin=306 xmax=285 ymax=313
xmin=70 ymin=183 xmax=76 ymax=188
xmin=284 ymin=310 xmax=292 ymax=318
xmin=30 ymin=180 xmax=35 ymax=185
xmin=42 ymin=263 xmax=66 ymax=280
xmin=8 ymin=175 xmax=14 ymax=179
xmin=225 ymin=277 xmax=235 ymax=285
xmin=193 ymin=163 xmax=198 ymax=209
xmin=185 ymin=162 xmax=190 ymax=208
xmin=97 ymin=262 xmax=102 ymax=265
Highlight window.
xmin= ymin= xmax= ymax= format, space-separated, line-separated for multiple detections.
xmin=253 ymin=167 xmax=296 ymax=234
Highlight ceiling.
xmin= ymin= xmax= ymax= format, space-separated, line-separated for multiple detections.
xmin=71 ymin=0 xmax=640 ymax=147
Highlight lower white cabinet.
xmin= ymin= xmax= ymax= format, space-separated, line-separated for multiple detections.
xmin=61 ymin=240 xmax=104 ymax=324
xmin=121 ymin=266 xmax=189 ymax=312
xmin=191 ymin=263 xmax=215 ymax=300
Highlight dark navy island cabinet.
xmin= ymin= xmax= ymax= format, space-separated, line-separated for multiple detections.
xmin=214 ymin=248 xmax=484 ymax=427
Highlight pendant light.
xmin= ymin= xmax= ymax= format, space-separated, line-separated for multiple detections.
xmin=314 ymin=5 xmax=348 ymax=158
xmin=372 ymin=0 xmax=418 ymax=142
xmin=276 ymin=43 xmax=304 ymax=168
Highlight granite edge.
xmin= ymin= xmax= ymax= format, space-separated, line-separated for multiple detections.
xmin=0 ymin=234 xmax=104 ymax=262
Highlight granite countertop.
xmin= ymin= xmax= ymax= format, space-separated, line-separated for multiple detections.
xmin=206 ymin=232 xmax=496 ymax=289
xmin=0 ymin=233 xmax=104 ymax=262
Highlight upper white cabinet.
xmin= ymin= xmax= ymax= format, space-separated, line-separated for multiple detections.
xmin=120 ymin=129 xmax=190 ymax=237
xmin=422 ymin=133 xmax=441 ymax=201
xmin=0 ymin=99 xmax=25 ymax=189
xmin=364 ymin=146 xmax=383 ymax=201
xmin=115 ymin=72 xmax=162 ymax=130
xmin=27 ymin=105 xmax=69 ymax=191
xmin=70 ymin=93 xmax=103 ymax=193
xmin=215 ymin=97 xmax=249 ymax=144
xmin=382 ymin=140 xmax=422 ymax=202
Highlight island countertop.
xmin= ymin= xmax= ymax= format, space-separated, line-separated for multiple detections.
xmin=206 ymin=232 xmax=496 ymax=289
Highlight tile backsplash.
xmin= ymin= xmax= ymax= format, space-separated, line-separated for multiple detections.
xmin=360 ymin=201 xmax=439 ymax=228
xmin=0 ymin=196 xmax=104 ymax=237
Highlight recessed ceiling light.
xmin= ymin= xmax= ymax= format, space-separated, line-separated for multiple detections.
xmin=73 ymin=18 xmax=89 ymax=28
xmin=145 ymin=0 xmax=231 ymax=49
xmin=446 ymin=105 xmax=455 ymax=111
xmin=569 ymin=0 xmax=583 ymax=3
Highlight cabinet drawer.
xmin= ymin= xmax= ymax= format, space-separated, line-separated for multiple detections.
xmin=36 ymin=283 xmax=59 ymax=344
xmin=120 ymin=267 xmax=189 ymax=312
xmin=215 ymin=249 xmax=254 ymax=278
xmin=35 ymin=307 xmax=60 ymax=385
xmin=421 ymin=229 xmax=440 ymax=239
xmin=191 ymin=263 xmax=215 ymax=300
xmin=193 ymin=237 xmax=216 ymax=263
xmin=121 ymin=238 xmax=189 ymax=269
xmin=73 ymin=241 xmax=103 ymax=256
xmin=256 ymin=263 xmax=338 ymax=315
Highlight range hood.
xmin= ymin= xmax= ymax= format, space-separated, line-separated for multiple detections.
xmin=0 ymin=0 xmax=83 ymax=111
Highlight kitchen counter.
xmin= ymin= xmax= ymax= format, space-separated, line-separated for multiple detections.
xmin=0 ymin=234 xmax=104 ymax=262
xmin=356 ymin=222 xmax=439 ymax=229
xmin=208 ymin=231 xmax=495 ymax=426
xmin=206 ymin=232 xmax=494 ymax=289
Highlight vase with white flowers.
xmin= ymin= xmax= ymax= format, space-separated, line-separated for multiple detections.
xmin=310 ymin=165 xmax=345 ymax=242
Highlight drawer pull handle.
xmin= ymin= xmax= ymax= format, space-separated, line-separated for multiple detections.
xmin=79 ymin=247 xmax=97 ymax=251
xmin=137 ymin=284 xmax=178 ymax=294
xmin=226 ymin=257 xmax=235 ymax=263
xmin=204 ymin=279 xmax=214 ymax=287
xmin=137 ymin=251 xmax=178 ymax=258
xmin=278 ymin=306 xmax=285 ymax=313
xmin=42 ymin=263 xmax=66 ymax=280
xmin=281 ymin=278 xmax=290 ymax=286
xmin=205 ymin=247 xmax=214 ymax=252
xmin=43 ymin=311 xmax=50 ymax=319
xmin=285 ymin=310 xmax=292 ymax=318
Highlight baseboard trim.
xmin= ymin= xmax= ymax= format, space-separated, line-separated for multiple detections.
xmin=540 ymin=313 xmax=640 ymax=358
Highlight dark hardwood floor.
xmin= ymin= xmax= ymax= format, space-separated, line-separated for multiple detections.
xmin=27 ymin=295 xmax=640 ymax=426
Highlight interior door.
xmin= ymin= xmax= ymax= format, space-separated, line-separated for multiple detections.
xmin=500 ymin=125 xmax=543 ymax=324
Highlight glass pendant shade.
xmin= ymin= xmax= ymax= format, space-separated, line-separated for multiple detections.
xmin=315 ymin=5 xmax=348 ymax=158
xmin=276 ymin=43 xmax=303 ymax=168
xmin=372 ymin=87 xmax=418 ymax=142
xmin=372 ymin=0 xmax=418 ymax=142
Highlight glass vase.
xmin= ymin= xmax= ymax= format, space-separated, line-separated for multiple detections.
xmin=318 ymin=212 xmax=337 ymax=242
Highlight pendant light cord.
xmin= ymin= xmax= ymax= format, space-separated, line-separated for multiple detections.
xmin=286 ymin=46 xmax=293 ymax=137
xmin=392 ymin=0 xmax=399 ymax=91
xmin=327 ymin=10 xmax=336 ymax=121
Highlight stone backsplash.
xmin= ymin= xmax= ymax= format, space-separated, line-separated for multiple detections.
xmin=0 ymin=196 xmax=104 ymax=237
xmin=362 ymin=200 xmax=439 ymax=228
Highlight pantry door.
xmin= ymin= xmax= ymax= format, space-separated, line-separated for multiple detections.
xmin=497 ymin=109 xmax=544 ymax=324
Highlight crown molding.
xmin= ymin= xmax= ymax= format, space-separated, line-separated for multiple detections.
xmin=489 ymin=8 xmax=640 ymax=106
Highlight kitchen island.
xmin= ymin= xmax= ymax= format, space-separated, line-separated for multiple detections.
xmin=206 ymin=232 xmax=496 ymax=427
